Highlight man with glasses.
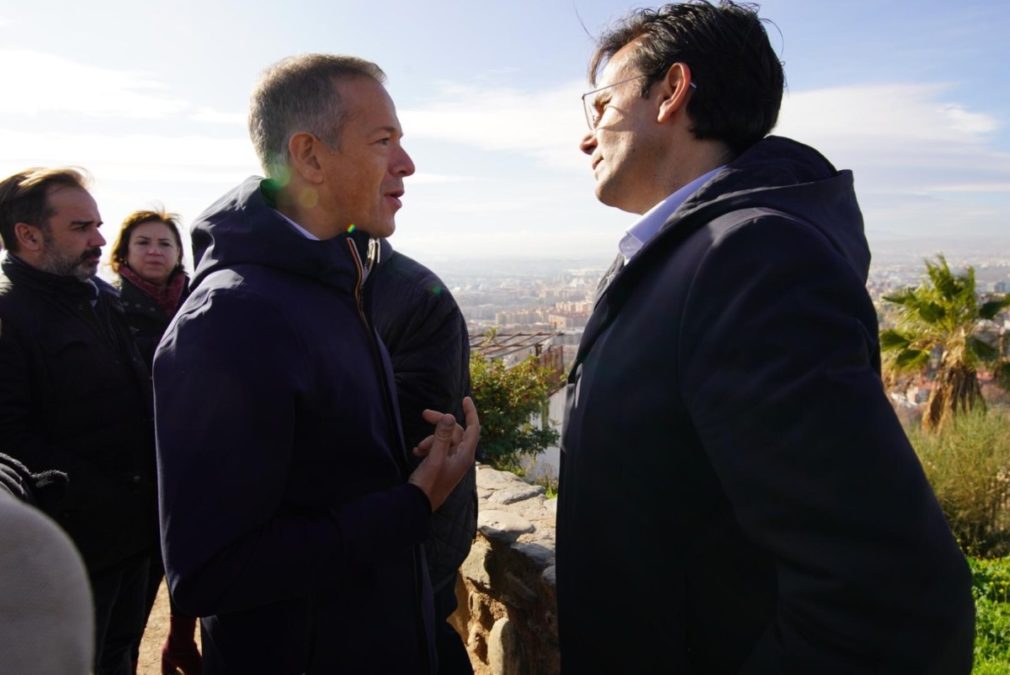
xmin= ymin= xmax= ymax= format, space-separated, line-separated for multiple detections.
xmin=557 ymin=2 xmax=974 ymax=672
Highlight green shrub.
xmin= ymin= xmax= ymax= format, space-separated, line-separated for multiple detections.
xmin=972 ymin=556 xmax=1010 ymax=673
xmin=470 ymin=352 xmax=561 ymax=472
xmin=907 ymin=411 xmax=1010 ymax=556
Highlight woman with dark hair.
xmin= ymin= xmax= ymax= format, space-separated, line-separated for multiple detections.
xmin=111 ymin=210 xmax=189 ymax=367
xmin=111 ymin=209 xmax=200 ymax=675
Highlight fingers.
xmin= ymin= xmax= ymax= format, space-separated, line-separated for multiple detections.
xmin=413 ymin=425 xmax=463 ymax=457
xmin=433 ymin=413 xmax=455 ymax=441
xmin=424 ymin=412 xmax=454 ymax=463
xmin=422 ymin=409 xmax=455 ymax=426
xmin=459 ymin=397 xmax=480 ymax=450
xmin=415 ymin=399 xmax=479 ymax=459
xmin=462 ymin=396 xmax=480 ymax=431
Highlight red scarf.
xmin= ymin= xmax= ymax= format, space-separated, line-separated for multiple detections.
xmin=121 ymin=266 xmax=188 ymax=318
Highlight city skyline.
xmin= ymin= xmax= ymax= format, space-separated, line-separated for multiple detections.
xmin=2 ymin=0 xmax=1008 ymax=269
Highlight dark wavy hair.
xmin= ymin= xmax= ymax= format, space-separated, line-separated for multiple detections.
xmin=110 ymin=208 xmax=185 ymax=276
xmin=0 ymin=167 xmax=89 ymax=253
xmin=590 ymin=1 xmax=784 ymax=155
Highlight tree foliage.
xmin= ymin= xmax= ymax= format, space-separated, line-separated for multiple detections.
xmin=881 ymin=255 xmax=1010 ymax=431
xmin=469 ymin=351 xmax=562 ymax=472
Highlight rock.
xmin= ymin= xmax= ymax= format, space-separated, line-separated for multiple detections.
xmin=478 ymin=510 xmax=534 ymax=543
xmin=488 ymin=484 xmax=545 ymax=505
xmin=460 ymin=538 xmax=493 ymax=587
xmin=452 ymin=466 xmax=560 ymax=675
xmin=487 ymin=617 xmax=520 ymax=675
xmin=512 ymin=541 xmax=555 ymax=569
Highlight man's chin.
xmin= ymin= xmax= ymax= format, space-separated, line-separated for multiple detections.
xmin=74 ymin=262 xmax=99 ymax=282
xmin=597 ymin=184 xmax=645 ymax=215
xmin=355 ymin=220 xmax=395 ymax=239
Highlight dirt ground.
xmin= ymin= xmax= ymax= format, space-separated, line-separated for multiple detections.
xmin=136 ymin=580 xmax=200 ymax=675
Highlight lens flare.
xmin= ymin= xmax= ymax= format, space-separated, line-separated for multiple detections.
xmin=298 ymin=188 xmax=318 ymax=209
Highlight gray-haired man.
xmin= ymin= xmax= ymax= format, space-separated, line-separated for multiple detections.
xmin=154 ymin=55 xmax=479 ymax=674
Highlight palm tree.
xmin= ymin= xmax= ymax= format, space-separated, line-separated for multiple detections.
xmin=881 ymin=255 xmax=1010 ymax=431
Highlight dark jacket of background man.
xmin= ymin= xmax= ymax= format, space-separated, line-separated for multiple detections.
xmin=371 ymin=239 xmax=476 ymax=674
xmin=0 ymin=255 xmax=156 ymax=572
xmin=154 ymin=178 xmax=436 ymax=674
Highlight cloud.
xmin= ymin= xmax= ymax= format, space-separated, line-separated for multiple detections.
xmin=400 ymin=81 xmax=589 ymax=173
xmin=0 ymin=49 xmax=188 ymax=118
xmin=189 ymin=107 xmax=247 ymax=126
xmin=396 ymin=78 xmax=1010 ymax=252
xmin=777 ymin=83 xmax=999 ymax=144
xmin=2 ymin=61 xmax=1007 ymax=260
xmin=929 ymin=182 xmax=1010 ymax=194
xmin=771 ymin=84 xmax=1010 ymax=239
xmin=400 ymin=79 xmax=1010 ymax=195
xmin=0 ymin=127 xmax=258 ymax=183
xmin=408 ymin=173 xmax=479 ymax=185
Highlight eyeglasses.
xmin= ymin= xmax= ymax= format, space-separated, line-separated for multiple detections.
xmin=581 ymin=74 xmax=697 ymax=131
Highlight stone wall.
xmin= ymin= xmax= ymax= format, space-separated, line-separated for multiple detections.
xmin=450 ymin=464 xmax=559 ymax=675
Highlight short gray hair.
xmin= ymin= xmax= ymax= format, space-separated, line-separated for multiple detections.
xmin=248 ymin=54 xmax=386 ymax=177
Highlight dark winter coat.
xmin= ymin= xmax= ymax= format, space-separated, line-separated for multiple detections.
xmin=118 ymin=273 xmax=189 ymax=369
xmin=153 ymin=177 xmax=435 ymax=675
xmin=370 ymin=240 xmax=476 ymax=594
xmin=557 ymin=137 xmax=975 ymax=674
xmin=0 ymin=254 xmax=157 ymax=573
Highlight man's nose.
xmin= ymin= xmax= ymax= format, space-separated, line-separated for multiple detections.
xmin=580 ymin=130 xmax=597 ymax=156
xmin=394 ymin=146 xmax=416 ymax=177
xmin=93 ymin=230 xmax=107 ymax=248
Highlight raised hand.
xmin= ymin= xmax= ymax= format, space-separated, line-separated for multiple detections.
xmin=408 ymin=396 xmax=480 ymax=511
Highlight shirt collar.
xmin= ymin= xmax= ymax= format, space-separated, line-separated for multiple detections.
xmin=274 ymin=208 xmax=320 ymax=241
xmin=619 ymin=166 xmax=724 ymax=263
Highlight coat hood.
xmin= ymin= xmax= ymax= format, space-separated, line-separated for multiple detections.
xmin=661 ymin=136 xmax=870 ymax=280
xmin=189 ymin=176 xmax=373 ymax=292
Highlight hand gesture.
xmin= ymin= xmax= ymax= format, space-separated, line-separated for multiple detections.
xmin=408 ymin=396 xmax=480 ymax=511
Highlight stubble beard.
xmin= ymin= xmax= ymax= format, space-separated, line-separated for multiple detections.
xmin=39 ymin=239 xmax=100 ymax=282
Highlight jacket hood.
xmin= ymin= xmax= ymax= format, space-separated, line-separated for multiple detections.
xmin=189 ymin=176 xmax=373 ymax=292
xmin=664 ymin=136 xmax=870 ymax=280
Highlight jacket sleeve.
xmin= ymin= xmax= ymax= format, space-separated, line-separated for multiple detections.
xmin=154 ymin=288 xmax=430 ymax=617
xmin=382 ymin=286 xmax=470 ymax=451
xmin=678 ymin=215 xmax=974 ymax=673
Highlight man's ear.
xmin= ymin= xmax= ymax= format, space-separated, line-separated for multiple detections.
xmin=657 ymin=62 xmax=694 ymax=124
xmin=13 ymin=223 xmax=44 ymax=252
xmin=287 ymin=132 xmax=326 ymax=184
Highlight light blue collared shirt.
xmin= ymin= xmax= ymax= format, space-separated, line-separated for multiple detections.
xmin=618 ymin=166 xmax=724 ymax=264
xmin=275 ymin=209 xmax=320 ymax=241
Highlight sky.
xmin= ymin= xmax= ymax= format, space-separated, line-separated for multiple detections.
xmin=1 ymin=0 xmax=1008 ymax=272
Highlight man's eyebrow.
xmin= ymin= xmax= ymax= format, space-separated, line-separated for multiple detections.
xmin=371 ymin=125 xmax=401 ymax=135
xmin=70 ymin=219 xmax=99 ymax=226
